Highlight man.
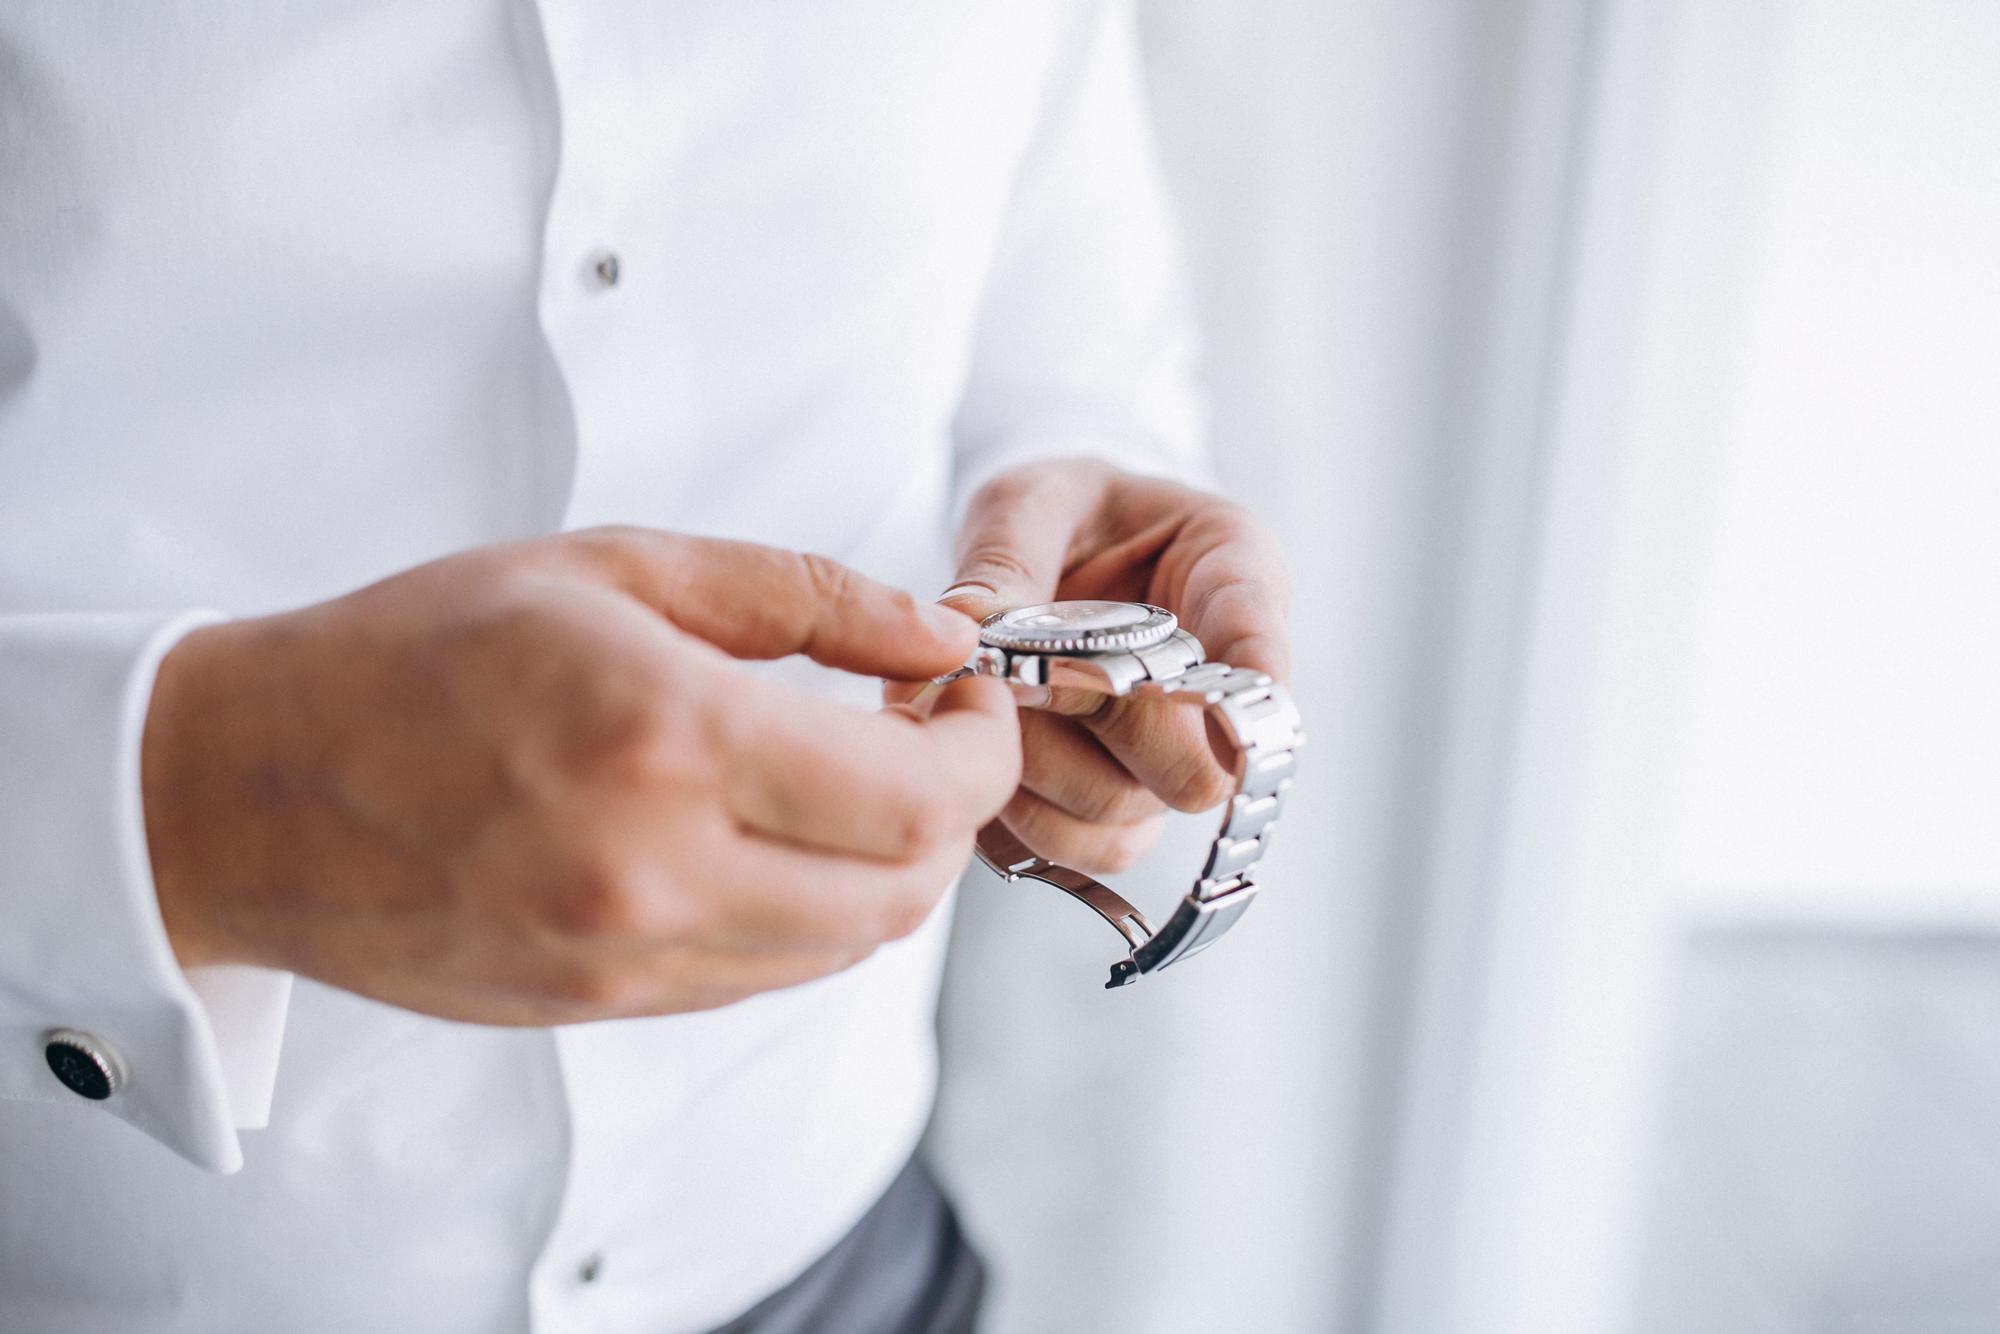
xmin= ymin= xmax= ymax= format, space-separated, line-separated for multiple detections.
xmin=0 ymin=4 xmax=1289 ymax=1331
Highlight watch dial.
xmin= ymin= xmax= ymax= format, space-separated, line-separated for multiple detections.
xmin=1010 ymin=601 xmax=1156 ymax=632
xmin=979 ymin=600 xmax=1179 ymax=652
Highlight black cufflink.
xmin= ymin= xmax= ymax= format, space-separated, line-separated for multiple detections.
xmin=43 ymin=1029 xmax=123 ymax=1101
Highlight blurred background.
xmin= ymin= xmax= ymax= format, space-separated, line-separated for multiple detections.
xmin=928 ymin=2 xmax=2000 ymax=1332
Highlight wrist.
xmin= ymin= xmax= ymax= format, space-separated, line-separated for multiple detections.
xmin=141 ymin=620 xmax=268 ymax=971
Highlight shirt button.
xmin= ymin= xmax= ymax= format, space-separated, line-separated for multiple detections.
xmin=576 ymin=1253 xmax=604 ymax=1285
xmin=43 ymin=1029 xmax=123 ymax=1101
xmin=591 ymin=251 xmax=621 ymax=288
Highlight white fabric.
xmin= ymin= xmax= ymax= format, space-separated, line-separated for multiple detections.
xmin=0 ymin=3 xmax=1203 ymax=1331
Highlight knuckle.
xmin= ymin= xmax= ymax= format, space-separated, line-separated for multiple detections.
xmin=1208 ymin=497 xmax=1259 ymax=532
xmin=1079 ymin=693 xmax=1128 ymax=727
xmin=543 ymin=856 xmax=649 ymax=941
xmin=1100 ymin=847 xmax=1141 ymax=873
xmin=611 ymin=701 xmax=684 ymax=774
xmin=971 ymin=465 xmax=1038 ymax=508
xmin=955 ymin=542 xmax=1038 ymax=591
xmin=1081 ymin=820 xmax=1163 ymax=874
xmin=570 ymin=688 xmax=703 ymax=788
xmin=891 ymin=789 xmax=956 ymax=861
xmin=1189 ymin=572 xmax=1260 ymax=623
xmin=876 ymin=844 xmax=959 ymax=939
xmin=1090 ymin=841 xmax=1142 ymax=875
xmin=1167 ymin=758 xmax=1234 ymax=813
xmin=878 ymin=584 xmax=924 ymax=625
xmin=797 ymin=551 xmax=856 ymax=605
xmin=1069 ymin=776 xmax=1153 ymax=825
xmin=1060 ymin=781 xmax=1115 ymax=824
xmin=1188 ymin=496 xmax=1261 ymax=548
xmin=565 ymin=523 xmax=647 ymax=567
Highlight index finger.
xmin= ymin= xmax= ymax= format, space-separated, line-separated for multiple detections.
xmin=723 ymin=673 xmax=1022 ymax=860
xmin=555 ymin=527 xmax=980 ymax=682
xmin=1168 ymin=507 xmax=1292 ymax=682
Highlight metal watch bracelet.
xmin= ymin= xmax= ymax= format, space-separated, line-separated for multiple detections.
xmin=943 ymin=641 xmax=1304 ymax=988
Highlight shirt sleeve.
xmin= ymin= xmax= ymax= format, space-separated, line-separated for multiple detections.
xmin=0 ymin=610 xmax=293 ymax=1174
xmin=949 ymin=0 xmax=1214 ymax=516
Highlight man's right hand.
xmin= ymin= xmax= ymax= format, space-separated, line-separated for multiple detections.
xmin=139 ymin=528 xmax=1020 ymax=1024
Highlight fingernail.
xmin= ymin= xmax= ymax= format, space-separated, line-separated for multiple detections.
xmin=937 ymin=582 xmax=993 ymax=605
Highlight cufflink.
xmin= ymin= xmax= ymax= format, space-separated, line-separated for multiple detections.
xmin=43 ymin=1029 xmax=124 ymax=1101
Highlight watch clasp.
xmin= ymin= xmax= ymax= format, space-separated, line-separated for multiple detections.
xmin=1120 ymin=882 xmax=1260 ymax=985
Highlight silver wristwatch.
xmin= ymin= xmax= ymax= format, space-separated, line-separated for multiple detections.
xmin=946 ymin=600 xmax=1303 ymax=989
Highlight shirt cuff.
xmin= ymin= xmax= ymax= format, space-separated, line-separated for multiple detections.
xmin=0 ymin=610 xmax=292 ymax=1171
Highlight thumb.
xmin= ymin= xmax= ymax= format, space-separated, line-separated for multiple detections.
xmin=939 ymin=484 xmax=1088 ymax=625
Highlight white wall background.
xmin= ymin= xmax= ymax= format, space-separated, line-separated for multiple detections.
xmin=931 ymin=3 xmax=2000 ymax=1332
xmin=1660 ymin=1 xmax=2000 ymax=922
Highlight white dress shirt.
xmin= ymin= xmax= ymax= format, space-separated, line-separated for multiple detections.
xmin=0 ymin=3 xmax=1202 ymax=1331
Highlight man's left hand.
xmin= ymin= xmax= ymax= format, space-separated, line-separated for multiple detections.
xmin=921 ymin=457 xmax=1291 ymax=874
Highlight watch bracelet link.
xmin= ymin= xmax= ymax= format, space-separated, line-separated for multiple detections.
xmin=971 ymin=656 xmax=1304 ymax=988
xmin=1117 ymin=663 xmax=1301 ymax=984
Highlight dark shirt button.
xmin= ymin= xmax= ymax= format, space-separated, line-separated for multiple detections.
xmin=44 ymin=1030 xmax=121 ymax=1101
xmin=577 ymin=1254 xmax=604 ymax=1284
xmin=593 ymin=252 xmax=621 ymax=288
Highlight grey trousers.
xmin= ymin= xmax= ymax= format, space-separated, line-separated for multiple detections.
xmin=703 ymin=1157 xmax=985 ymax=1334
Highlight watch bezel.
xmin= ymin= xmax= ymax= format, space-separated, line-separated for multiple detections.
xmin=977 ymin=601 xmax=1179 ymax=654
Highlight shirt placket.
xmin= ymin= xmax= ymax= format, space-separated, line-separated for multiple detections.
xmin=521 ymin=6 xmax=698 ymax=1328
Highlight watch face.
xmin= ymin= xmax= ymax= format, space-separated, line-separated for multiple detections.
xmin=978 ymin=600 xmax=1179 ymax=653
